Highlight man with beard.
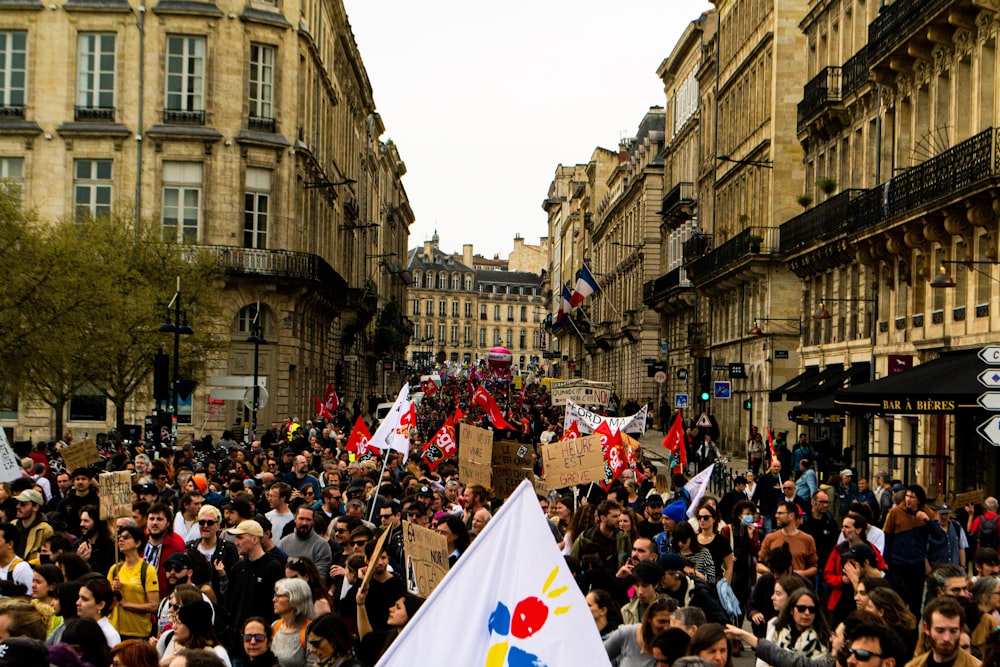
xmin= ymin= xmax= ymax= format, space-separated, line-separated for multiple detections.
xmin=12 ymin=490 xmax=51 ymax=561
xmin=284 ymin=455 xmax=321 ymax=498
xmin=155 ymin=551 xmax=194 ymax=634
xmin=571 ymin=501 xmax=630 ymax=581
xmin=46 ymin=472 xmax=72 ymax=513
xmin=355 ymin=541 xmax=404 ymax=634
xmin=57 ymin=467 xmax=99 ymax=537
xmin=905 ymin=596 xmax=974 ymax=667
xmin=172 ymin=491 xmax=204 ymax=544
xmin=75 ymin=504 xmax=115 ymax=575
xmin=278 ymin=504 xmax=332 ymax=580
xmin=143 ymin=502 xmax=186 ymax=593
xmin=636 ymin=493 xmax=665 ymax=539
xmin=884 ymin=483 xmax=944 ymax=616
xmin=757 ymin=500 xmax=818 ymax=579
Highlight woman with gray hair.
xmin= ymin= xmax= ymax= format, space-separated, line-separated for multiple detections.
xmin=271 ymin=578 xmax=317 ymax=667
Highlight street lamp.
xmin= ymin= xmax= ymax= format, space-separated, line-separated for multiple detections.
xmin=929 ymin=260 xmax=999 ymax=288
xmin=808 ymin=291 xmax=878 ymax=383
xmin=159 ymin=277 xmax=194 ymax=427
xmin=716 ymin=154 xmax=774 ymax=169
xmin=611 ymin=241 xmax=644 ymax=249
xmin=246 ymin=303 xmax=267 ymax=441
xmin=748 ymin=318 xmax=801 ymax=336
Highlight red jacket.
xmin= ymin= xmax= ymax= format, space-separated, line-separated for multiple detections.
xmin=822 ymin=541 xmax=886 ymax=610
xmin=145 ymin=532 xmax=186 ymax=593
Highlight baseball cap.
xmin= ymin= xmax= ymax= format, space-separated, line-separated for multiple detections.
xmin=841 ymin=468 xmax=854 ymax=477
xmin=221 ymin=498 xmax=253 ymax=519
xmin=658 ymin=552 xmax=686 ymax=572
xmin=13 ymin=490 xmax=43 ymax=506
xmin=416 ymin=485 xmax=433 ymax=497
xmin=936 ymin=502 xmax=952 ymax=514
xmin=842 ymin=542 xmax=876 ymax=565
xmin=164 ymin=552 xmax=193 ymax=569
xmin=135 ymin=483 xmax=158 ymax=496
xmin=229 ymin=520 xmax=264 ymax=537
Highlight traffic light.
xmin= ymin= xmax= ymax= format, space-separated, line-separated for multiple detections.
xmin=700 ymin=390 xmax=711 ymax=402
xmin=697 ymin=356 xmax=711 ymax=403
xmin=743 ymin=397 xmax=753 ymax=410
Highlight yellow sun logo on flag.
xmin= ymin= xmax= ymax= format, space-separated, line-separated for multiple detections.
xmin=484 ymin=566 xmax=572 ymax=667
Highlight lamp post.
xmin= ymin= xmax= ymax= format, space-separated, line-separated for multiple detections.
xmin=809 ymin=290 xmax=878 ymax=383
xmin=246 ymin=303 xmax=267 ymax=441
xmin=929 ymin=260 xmax=999 ymax=288
xmin=159 ymin=277 xmax=194 ymax=429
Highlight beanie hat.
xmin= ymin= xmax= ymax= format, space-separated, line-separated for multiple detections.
xmin=192 ymin=473 xmax=208 ymax=494
xmin=662 ymin=500 xmax=687 ymax=524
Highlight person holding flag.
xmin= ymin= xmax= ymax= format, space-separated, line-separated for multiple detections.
xmin=662 ymin=410 xmax=688 ymax=474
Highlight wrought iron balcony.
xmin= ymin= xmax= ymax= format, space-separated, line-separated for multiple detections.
xmin=687 ymin=226 xmax=779 ymax=282
xmin=841 ymin=46 xmax=870 ymax=99
xmin=868 ymin=0 xmax=951 ymax=66
xmin=797 ymin=67 xmax=841 ymax=133
xmin=682 ymin=233 xmax=711 ymax=264
xmin=163 ymin=109 xmax=205 ymax=125
xmin=0 ymin=105 xmax=24 ymax=119
xmin=643 ymin=267 xmax=691 ymax=307
xmin=74 ymin=106 xmax=115 ymax=122
xmin=248 ymin=116 xmax=276 ymax=133
xmin=779 ymin=189 xmax=866 ymax=255
xmin=660 ymin=182 xmax=695 ymax=219
xmin=196 ymin=245 xmax=348 ymax=295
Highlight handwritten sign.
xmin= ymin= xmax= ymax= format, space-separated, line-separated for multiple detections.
xmin=99 ymin=471 xmax=134 ymax=519
xmin=952 ymin=489 xmax=985 ymax=508
xmin=492 ymin=466 xmax=535 ymax=499
xmin=492 ymin=440 xmax=532 ymax=468
xmin=360 ymin=528 xmax=392 ymax=591
xmin=541 ymin=434 xmax=605 ymax=490
xmin=458 ymin=423 xmax=493 ymax=488
xmin=61 ymin=439 xmax=102 ymax=471
xmin=402 ymin=520 xmax=449 ymax=598
xmin=0 ymin=429 xmax=20 ymax=483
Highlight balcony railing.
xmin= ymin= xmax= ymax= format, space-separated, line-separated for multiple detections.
xmin=779 ymin=189 xmax=866 ymax=254
xmin=682 ymin=233 xmax=712 ymax=264
xmin=869 ymin=0 xmax=951 ymax=65
xmin=196 ymin=245 xmax=347 ymax=293
xmin=688 ymin=322 xmax=707 ymax=347
xmin=248 ymin=116 xmax=276 ymax=133
xmin=688 ymin=226 xmax=779 ymax=281
xmin=841 ymin=46 xmax=870 ymax=99
xmin=0 ymin=105 xmax=25 ymax=119
xmin=75 ymin=106 xmax=115 ymax=122
xmin=163 ymin=109 xmax=205 ymax=125
xmin=660 ymin=182 xmax=695 ymax=218
xmin=797 ymin=67 xmax=841 ymax=133
xmin=643 ymin=267 xmax=691 ymax=306
xmin=781 ymin=127 xmax=1000 ymax=252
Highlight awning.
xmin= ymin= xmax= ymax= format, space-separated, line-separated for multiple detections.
xmin=790 ymin=363 xmax=871 ymax=424
xmin=787 ymin=364 xmax=844 ymax=401
xmin=769 ymin=367 xmax=820 ymax=402
xmin=834 ymin=350 xmax=986 ymax=414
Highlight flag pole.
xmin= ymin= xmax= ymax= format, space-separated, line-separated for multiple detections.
xmin=368 ymin=452 xmax=391 ymax=523
xmin=583 ymin=262 xmax=623 ymax=321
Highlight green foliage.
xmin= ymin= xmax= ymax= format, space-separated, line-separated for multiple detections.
xmin=0 ymin=190 xmax=225 ymax=433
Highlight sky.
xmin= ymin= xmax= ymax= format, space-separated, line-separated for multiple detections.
xmin=344 ymin=1 xmax=714 ymax=259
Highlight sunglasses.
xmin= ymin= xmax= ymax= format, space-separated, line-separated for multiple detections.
xmin=308 ymin=638 xmax=325 ymax=648
xmin=697 ymin=515 xmax=713 ymax=520
xmin=351 ymin=540 xmax=367 ymax=546
xmin=164 ymin=564 xmax=186 ymax=573
xmin=847 ymin=648 xmax=882 ymax=661
xmin=199 ymin=520 xmax=216 ymax=526
xmin=169 ymin=602 xmax=180 ymax=610
xmin=243 ymin=633 xmax=267 ymax=643
xmin=794 ymin=604 xmax=816 ymax=613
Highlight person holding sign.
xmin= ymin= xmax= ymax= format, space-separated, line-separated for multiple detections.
xmin=108 ymin=525 xmax=160 ymax=640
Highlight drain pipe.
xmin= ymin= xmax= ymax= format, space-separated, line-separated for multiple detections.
xmin=134 ymin=0 xmax=146 ymax=236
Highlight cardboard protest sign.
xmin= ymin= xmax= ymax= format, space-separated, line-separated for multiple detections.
xmin=952 ymin=489 xmax=985 ymax=508
xmin=491 ymin=440 xmax=534 ymax=497
xmin=360 ymin=528 xmax=392 ymax=591
xmin=61 ymin=439 xmax=102 ymax=470
xmin=541 ymin=434 xmax=605 ymax=490
xmin=458 ymin=423 xmax=492 ymax=488
xmin=0 ymin=429 xmax=21 ymax=484
xmin=402 ymin=520 xmax=449 ymax=598
xmin=492 ymin=466 xmax=535 ymax=498
xmin=99 ymin=471 xmax=134 ymax=519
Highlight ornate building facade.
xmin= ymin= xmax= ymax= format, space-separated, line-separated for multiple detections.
xmin=0 ymin=0 xmax=412 ymax=439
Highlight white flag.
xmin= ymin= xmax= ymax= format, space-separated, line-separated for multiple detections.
xmin=377 ymin=479 xmax=611 ymax=667
xmin=369 ymin=383 xmax=413 ymax=462
xmin=685 ymin=463 xmax=715 ymax=519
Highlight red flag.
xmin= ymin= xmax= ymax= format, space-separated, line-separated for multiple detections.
xmin=661 ymin=411 xmax=688 ymax=472
xmin=345 ymin=416 xmax=373 ymax=454
xmin=422 ymin=413 xmax=458 ymax=470
xmin=420 ymin=377 xmax=439 ymax=397
xmin=323 ymin=383 xmax=339 ymax=415
xmin=472 ymin=386 xmax=515 ymax=430
xmin=467 ymin=378 xmax=475 ymax=404
xmin=766 ymin=427 xmax=777 ymax=472
xmin=314 ymin=396 xmax=334 ymax=421
xmin=595 ymin=422 xmax=626 ymax=490
xmin=560 ymin=421 xmax=581 ymax=441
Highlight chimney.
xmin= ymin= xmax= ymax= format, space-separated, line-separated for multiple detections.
xmin=618 ymin=143 xmax=628 ymax=163
xmin=423 ymin=240 xmax=434 ymax=260
xmin=463 ymin=244 xmax=473 ymax=267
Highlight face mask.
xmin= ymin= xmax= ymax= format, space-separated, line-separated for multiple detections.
xmin=741 ymin=514 xmax=754 ymax=526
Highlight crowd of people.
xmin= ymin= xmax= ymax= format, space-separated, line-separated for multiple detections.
xmin=0 ymin=376 xmax=995 ymax=667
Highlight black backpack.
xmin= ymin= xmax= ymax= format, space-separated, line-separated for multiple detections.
xmin=979 ymin=514 xmax=999 ymax=549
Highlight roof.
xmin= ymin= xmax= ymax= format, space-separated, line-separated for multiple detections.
xmin=406 ymin=248 xmax=473 ymax=273
xmin=475 ymin=269 xmax=542 ymax=287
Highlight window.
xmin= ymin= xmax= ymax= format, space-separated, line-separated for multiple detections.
xmin=452 ymin=274 xmax=460 ymax=290
xmin=507 ymin=306 xmax=514 ymax=321
xmin=480 ymin=304 xmax=487 ymax=320
xmin=425 ymin=273 xmax=434 ymax=289
xmin=438 ymin=324 xmax=446 ymax=343
xmin=425 ymin=299 xmax=432 ymax=315
xmin=438 ymin=300 xmax=446 ymax=316
xmin=424 ymin=324 xmax=432 ymax=339
xmin=521 ymin=306 xmax=527 ymax=322
xmin=493 ymin=328 xmax=501 ymax=345
xmin=438 ymin=273 xmax=447 ymax=289
xmin=0 ymin=157 xmax=24 ymax=197
xmin=165 ymin=36 xmax=205 ymax=115
xmin=411 ymin=271 xmax=421 ymax=288
xmin=450 ymin=325 xmax=458 ymax=344
xmin=0 ymin=32 xmax=27 ymax=115
xmin=412 ymin=299 xmax=419 ymax=316
xmin=494 ymin=305 xmax=500 ymax=321
xmin=506 ymin=329 xmax=513 ymax=346
xmin=479 ymin=328 xmax=486 ymax=346
xmin=74 ymin=159 xmax=113 ymax=220
xmin=248 ymin=43 xmax=275 ymax=125
xmin=76 ymin=33 xmax=115 ymax=118
xmin=465 ymin=276 xmax=473 ymax=290
xmin=451 ymin=300 xmax=459 ymax=317
xmin=69 ymin=386 xmax=107 ymax=421
xmin=162 ymin=161 xmax=202 ymax=244
xmin=243 ymin=168 xmax=270 ymax=248
xmin=519 ymin=329 xmax=526 ymax=349
xmin=236 ymin=304 xmax=266 ymax=337
xmin=464 ymin=325 xmax=471 ymax=346
xmin=464 ymin=301 xmax=472 ymax=318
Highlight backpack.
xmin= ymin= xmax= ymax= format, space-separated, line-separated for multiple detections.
xmin=112 ymin=559 xmax=151 ymax=590
xmin=271 ymin=618 xmax=308 ymax=651
xmin=979 ymin=514 xmax=999 ymax=549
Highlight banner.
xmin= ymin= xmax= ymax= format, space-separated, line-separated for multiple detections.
xmin=458 ymin=423 xmax=492 ymax=488
xmin=376 ymin=479 xmax=610 ymax=667
xmin=562 ymin=400 xmax=647 ymax=435
xmin=61 ymin=438 xmax=102 ymax=470
xmin=0 ymin=429 xmax=20 ymax=484
xmin=402 ymin=520 xmax=449 ymax=598
xmin=684 ymin=464 xmax=715 ymax=519
xmin=541 ymin=435 xmax=605 ymax=490
xmin=369 ymin=383 xmax=414 ymax=461
xmin=550 ymin=379 xmax=613 ymax=407
xmin=99 ymin=471 xmax=134 ymax=520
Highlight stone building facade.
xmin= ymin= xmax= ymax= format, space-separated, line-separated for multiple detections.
xmin=0 ymin=0 xmax=412 ymax=440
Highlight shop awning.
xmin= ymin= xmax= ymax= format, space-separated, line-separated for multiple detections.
xmin=787 ymin=364 xmax=844 ymax=401
xmin=834 ymin=350 xmax=986 ymax=414
xmin=769 ymin=367 xmax=820 ymax=402
xmin=790 ymin=363 xmax=871 ymax=424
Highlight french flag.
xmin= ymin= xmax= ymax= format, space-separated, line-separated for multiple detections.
xmin=569 ymin=265 xmax=600 ymax=308
xmin=555 ymin=285 xmax=572 ymax=324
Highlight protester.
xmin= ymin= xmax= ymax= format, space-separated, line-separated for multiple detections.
xmin=604 ymin=598 xmax=676 ymax=667
xmin=241 ymin=617 xmax=280 ymax=667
